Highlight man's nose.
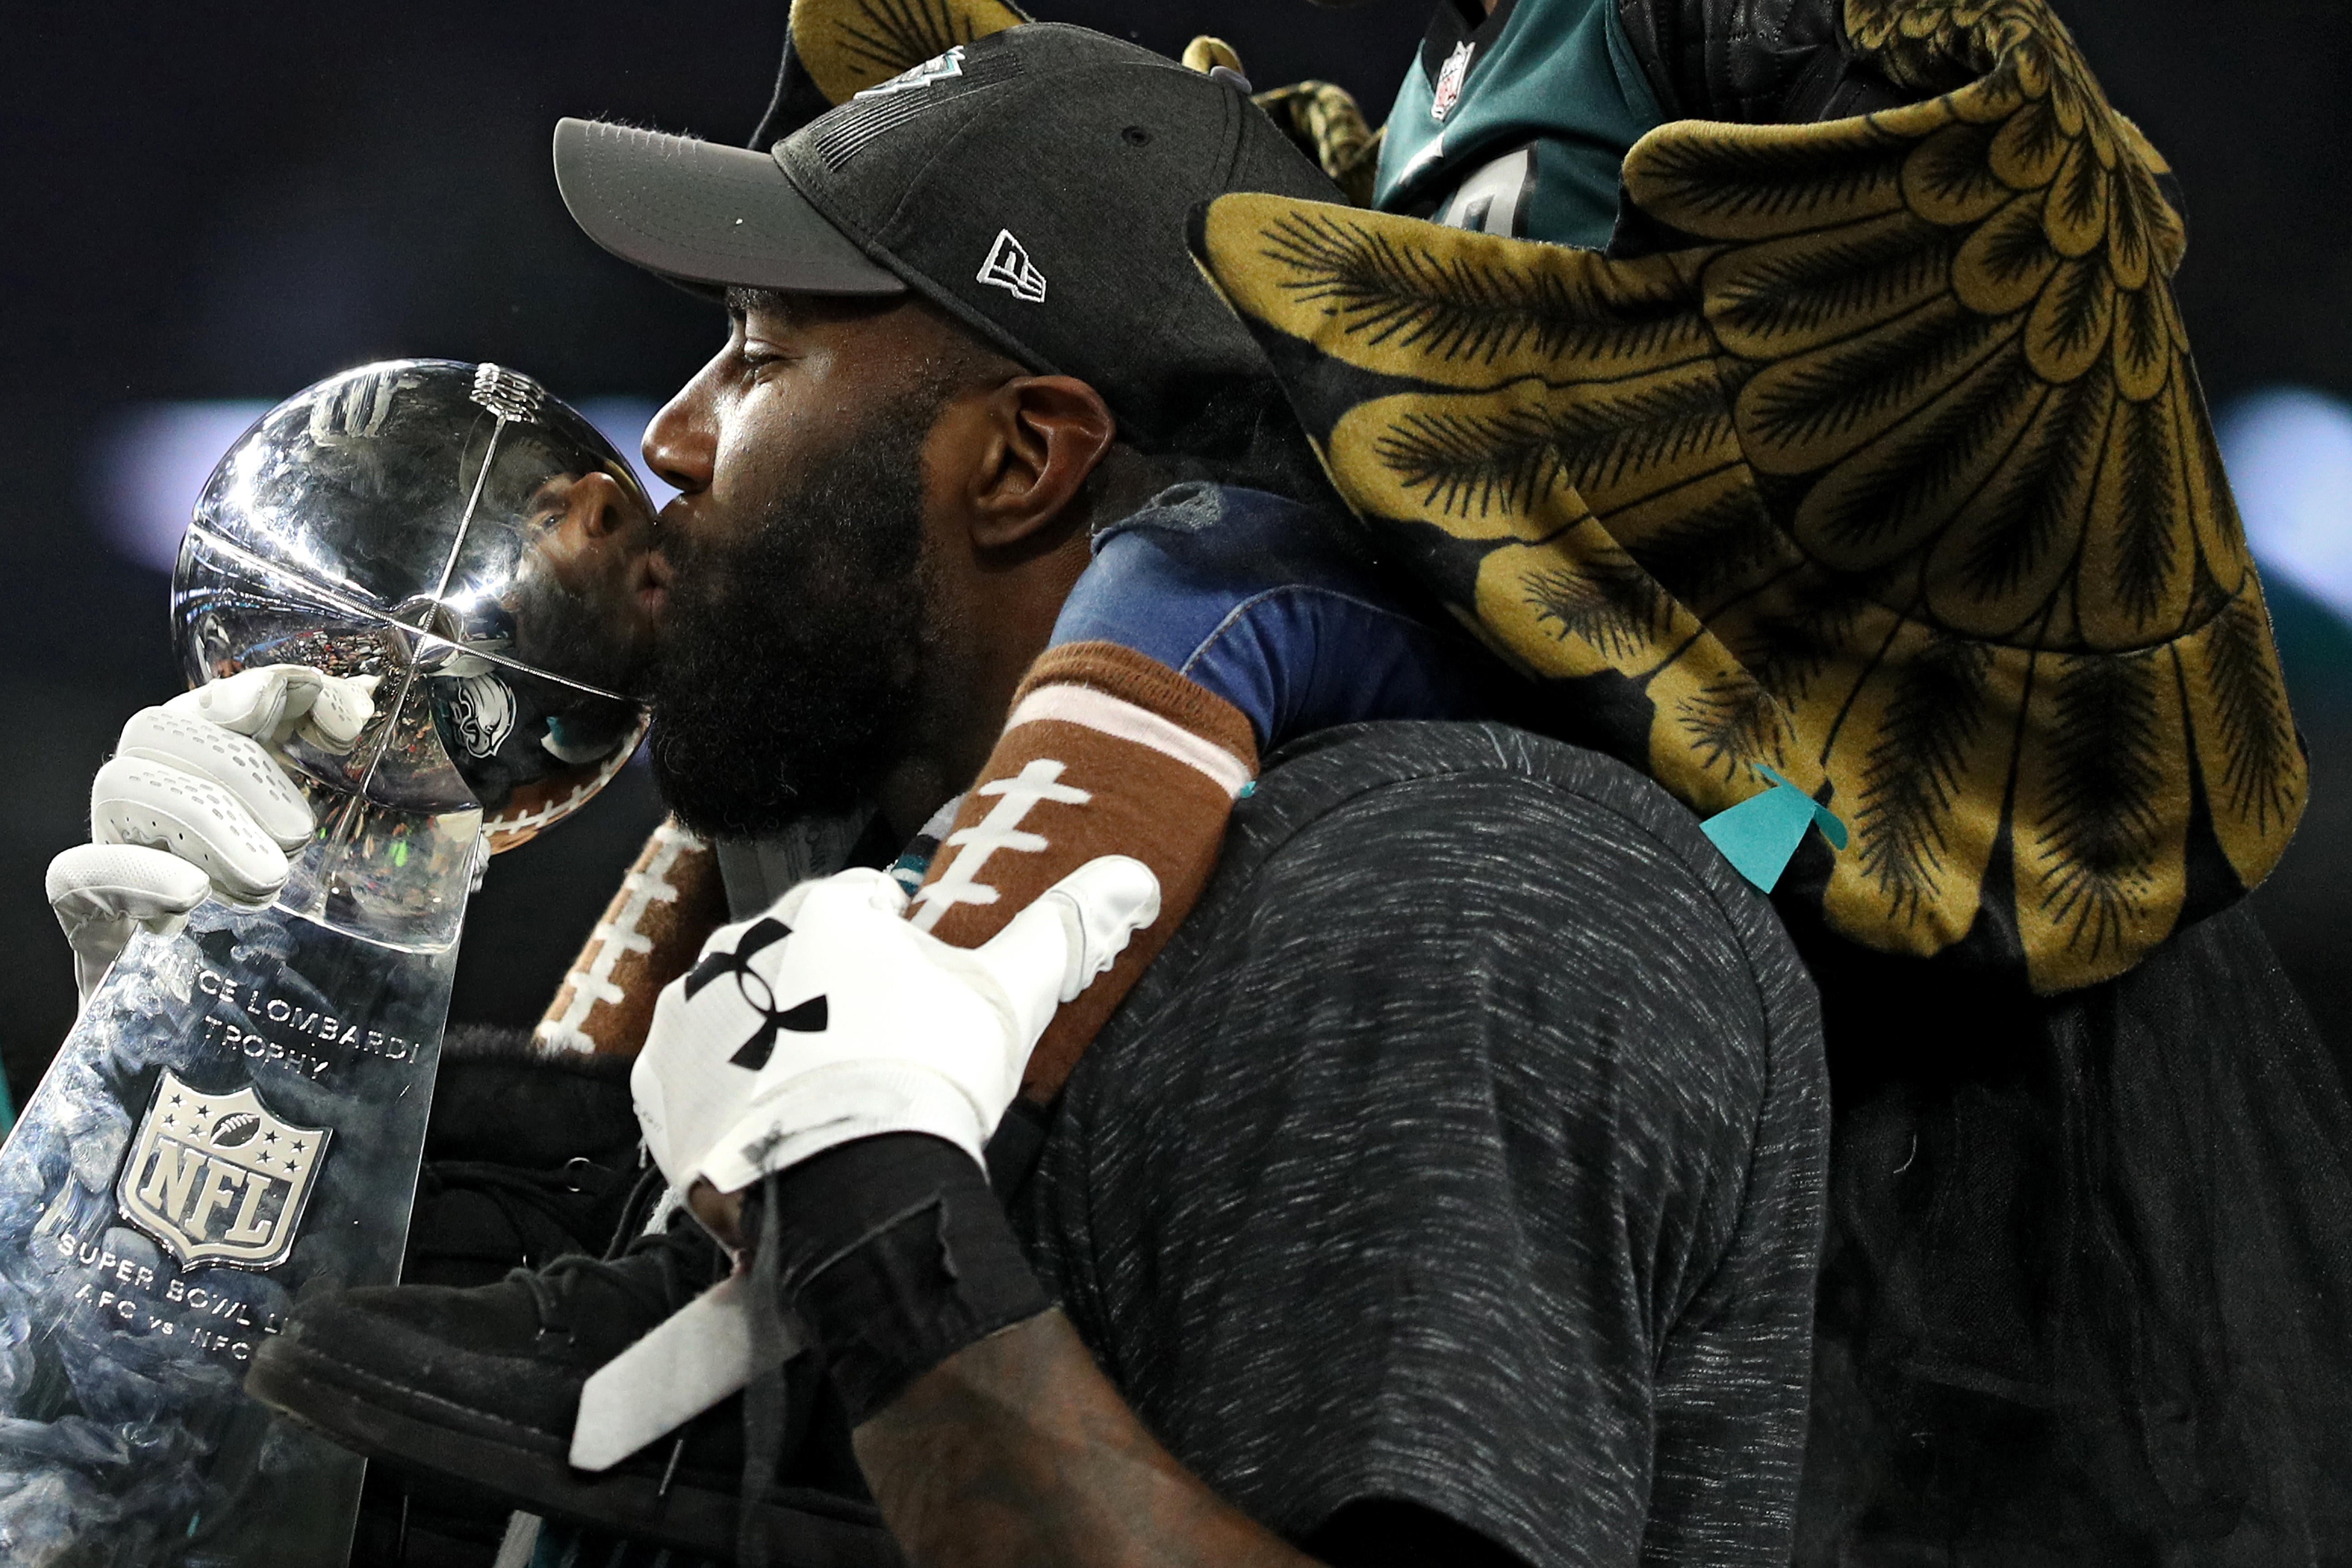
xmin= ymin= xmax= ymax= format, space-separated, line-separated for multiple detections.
xmin=561 ymin=471 xmax=639 ymax=541
xmin=644 ymin=383 xmax=714 ymax=497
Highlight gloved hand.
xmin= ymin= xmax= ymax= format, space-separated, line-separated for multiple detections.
xmin=632 ymin=858 xmax=1160 ymax=1197
xmin=46 ymin=665 xmax=377 ymax=1006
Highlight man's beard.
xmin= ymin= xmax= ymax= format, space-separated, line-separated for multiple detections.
xmin=507 ymin=559 xmax=648 ymax=699
xmin=647 ymin=395 xmax=939 ymax=838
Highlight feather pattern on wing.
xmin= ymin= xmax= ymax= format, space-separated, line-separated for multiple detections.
xmin=1192 ymin=0 xmax=2306 ymax=991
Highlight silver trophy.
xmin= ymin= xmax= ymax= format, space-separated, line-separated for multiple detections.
xmin=0 ymin=361 xmax=654 ymax=1564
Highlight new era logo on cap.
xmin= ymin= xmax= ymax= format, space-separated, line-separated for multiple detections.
xmin=977 ymin=229 xmax=1047 ymax=303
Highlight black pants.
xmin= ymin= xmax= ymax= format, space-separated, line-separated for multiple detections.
xmin=1792 ymin=897 xmax=2352 ymax=1565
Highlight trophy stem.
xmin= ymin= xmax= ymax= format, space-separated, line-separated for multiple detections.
xmin=0 ymin=825 xmax=468 ymax=1565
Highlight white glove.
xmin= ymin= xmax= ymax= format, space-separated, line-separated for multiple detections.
xmin=633 ymin=857 xmax=1161 ymax=1196
xmin=46 ymin=665 xmax=377 ymax=1005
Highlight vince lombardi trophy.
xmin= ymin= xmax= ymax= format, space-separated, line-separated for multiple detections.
xmin=0 ymin=361 xmax=654 ymax=1565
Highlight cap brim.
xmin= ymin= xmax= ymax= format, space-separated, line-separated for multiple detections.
xmin=553 ymin=118 xmax=906 ymax=296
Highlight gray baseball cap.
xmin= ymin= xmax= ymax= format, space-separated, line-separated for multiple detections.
xmin=554 ymin=24 xmax=1338 ymax=440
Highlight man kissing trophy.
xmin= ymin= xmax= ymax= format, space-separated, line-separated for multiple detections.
xmin=0 ymin=361 xmax=655 ymax=1563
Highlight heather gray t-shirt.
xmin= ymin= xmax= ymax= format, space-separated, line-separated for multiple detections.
xmin=1014 ymin=722 xmax=1828 ymax=1567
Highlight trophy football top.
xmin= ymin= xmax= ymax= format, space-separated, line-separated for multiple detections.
xmin=172 ymin=361 xmax=656 ymax=860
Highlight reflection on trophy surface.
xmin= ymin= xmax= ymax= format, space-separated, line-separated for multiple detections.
xmin=0 ymin=361 xmax=653 ymax=1564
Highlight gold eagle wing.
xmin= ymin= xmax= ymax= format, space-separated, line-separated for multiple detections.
xmin=1192 ymin=0 xmax=2305 ymax=991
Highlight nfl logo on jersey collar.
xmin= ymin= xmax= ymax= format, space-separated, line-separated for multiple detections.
xmin=1430 ymin=41 xmax=1475 ymax=122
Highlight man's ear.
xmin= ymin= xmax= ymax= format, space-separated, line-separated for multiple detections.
xmin=965 ymin=376 xmax=1117 ymax=550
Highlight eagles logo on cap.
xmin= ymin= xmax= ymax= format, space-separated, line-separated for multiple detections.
xmin=855 ymin=45 xmax=967 ymax=98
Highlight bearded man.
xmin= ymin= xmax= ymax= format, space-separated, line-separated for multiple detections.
xmin=41 ymin=23 xmax=1830 ymax=1568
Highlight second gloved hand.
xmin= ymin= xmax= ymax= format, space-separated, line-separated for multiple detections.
xmin=45 ymin=664 xmax=377 ymax=1006
xmin=632 ymin=858 xmax=1161 ymax=1198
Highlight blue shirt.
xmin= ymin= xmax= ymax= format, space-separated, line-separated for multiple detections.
xmin=1049 ymin=484 xmax=1491 ymax=755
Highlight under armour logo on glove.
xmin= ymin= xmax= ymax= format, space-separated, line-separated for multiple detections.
xmin=681 ymin=917 xmax=829 ymax=1069
xmin=631 ymin=859 xmax=1162 ymax=1199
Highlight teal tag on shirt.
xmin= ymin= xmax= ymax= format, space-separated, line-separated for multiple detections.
xmin=1700 ymin=767 xmax=1848 ymax=895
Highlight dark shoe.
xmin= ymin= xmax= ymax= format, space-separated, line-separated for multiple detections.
xmin=349 ymin=1028 xmax=656 ymax=1562
xmin=250 ymin=1228 xmax=896 ymax=1564
xmin=404 ymin=1026 xmax=647 ymax=1289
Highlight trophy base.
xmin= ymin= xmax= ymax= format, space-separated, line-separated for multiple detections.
xmin=0 ymin=886 xmax=460 ymax=1565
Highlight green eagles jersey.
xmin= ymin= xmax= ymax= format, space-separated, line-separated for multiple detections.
xmin=1372 ymin=0 xmax=1664 ymax=250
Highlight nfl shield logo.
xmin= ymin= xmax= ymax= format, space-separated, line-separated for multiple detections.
xmin=1430 ymin=41 xmax=1474 ymax=123
xmin=117 ymin=1071 xmax=329 ymax=1271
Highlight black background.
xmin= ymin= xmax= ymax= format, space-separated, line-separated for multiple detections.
xmin=5 ymin=0 xmax=2348 ymax=1100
